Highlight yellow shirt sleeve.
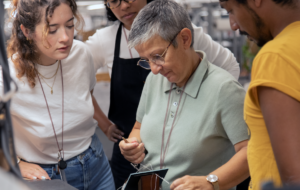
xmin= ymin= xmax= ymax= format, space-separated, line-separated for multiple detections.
xmin=248 ymin=52 xmax=300 ymax=107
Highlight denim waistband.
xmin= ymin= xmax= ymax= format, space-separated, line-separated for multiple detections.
xmin=35 ymin=134 xmax=103 ymax=168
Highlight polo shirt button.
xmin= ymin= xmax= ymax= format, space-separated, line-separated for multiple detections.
xmin=176 ymin=89 xmax=181 ymax=94
xmin=171 ymin=112 xmax=175 ymax=118
xmin=173 ymin=102 xmax=178 ymax=106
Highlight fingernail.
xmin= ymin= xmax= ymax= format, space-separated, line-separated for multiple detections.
xmin=41 ymin=176 xmax=46 ymax=180
xmin=32 ymin=176 xmax=37 ymax=179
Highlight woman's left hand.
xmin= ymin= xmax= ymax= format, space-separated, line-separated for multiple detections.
xmin=170 ymin=176 xmax=213 ymax=190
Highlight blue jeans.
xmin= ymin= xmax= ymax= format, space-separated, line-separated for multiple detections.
xmin=38 ymin=134 xmax=115 ymax=190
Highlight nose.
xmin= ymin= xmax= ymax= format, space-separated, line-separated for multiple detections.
xmin=120 ymin=0 xmax=131 ymax=10
xmin=229 ymin=15 xmax=239 ymax=31
xmin=150 ymin=63 xmax=162 ymax=75
xmin=59 ymin=28 xmax=69 ymax=43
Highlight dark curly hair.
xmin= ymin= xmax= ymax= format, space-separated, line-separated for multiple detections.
xmin=105 ymin=0 xmax=156 ymax=21
xmin=7 ymin=0 xmax=83 ymax=88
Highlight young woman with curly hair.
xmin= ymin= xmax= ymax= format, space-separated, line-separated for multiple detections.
xmin=86 ymin=0 xmax=242 ymax=188
xmin=1 ymin=0 xmax=115 ymax=189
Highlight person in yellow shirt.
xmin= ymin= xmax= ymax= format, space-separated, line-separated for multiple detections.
xmin=219 ymin=0 xmax=300 ymax=189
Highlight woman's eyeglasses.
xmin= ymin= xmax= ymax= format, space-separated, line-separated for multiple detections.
xmin=105 ymin=0 xmax=136 ymax=9
xmin=137 ymin=32 xmax=180 ymax=70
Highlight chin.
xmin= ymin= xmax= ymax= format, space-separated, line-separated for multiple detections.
xmin=166 ymin=77 xmax=178 ymax=84
xmin=56 ymin=52 xmax=71 ymax=60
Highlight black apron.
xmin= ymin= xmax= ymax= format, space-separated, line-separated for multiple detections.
xmin=108 ymin=23 xmax=150 ymax=189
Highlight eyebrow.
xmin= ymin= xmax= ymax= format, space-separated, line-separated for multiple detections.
xmin=49 ymin=17 xmax=74 ymax=27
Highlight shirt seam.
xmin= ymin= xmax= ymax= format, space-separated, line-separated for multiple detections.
xmin=211 ymin=81 xmax=224 ymax=136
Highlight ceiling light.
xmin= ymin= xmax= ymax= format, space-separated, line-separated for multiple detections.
xmin=77 ymin=1 xmax=104 ymax=6
xmin=87 ymin=4 xmax=105 ymax=10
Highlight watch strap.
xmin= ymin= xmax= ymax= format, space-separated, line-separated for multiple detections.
xmin=212 ymin=181 xmax=220 ymax=190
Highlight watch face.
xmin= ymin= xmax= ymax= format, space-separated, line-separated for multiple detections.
xmin=207 ymin=174 xmax=218 ymax=183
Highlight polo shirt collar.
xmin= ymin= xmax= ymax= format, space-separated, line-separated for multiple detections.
xmin=164 ymin=50 xmax=209 ymax=98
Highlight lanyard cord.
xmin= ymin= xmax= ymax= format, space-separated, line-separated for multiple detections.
xmin=123 ymin=26 xmax=133 ymax=59
xmin=159 ymin=54 xmax=202 ymax=169
xmin=160 ymin=83 xmax=186 ymax=169
xmin=36 ymin=61 xmax=64 ymax=159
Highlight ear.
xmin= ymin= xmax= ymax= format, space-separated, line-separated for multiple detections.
xmin=20 ymin=24 xmax=30 ymax=39
xmin=179 ymin=28 xmax=192 ymax=50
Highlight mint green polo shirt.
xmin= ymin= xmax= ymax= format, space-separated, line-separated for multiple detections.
xmin=136 ymin=51 xmax=249 ymax=190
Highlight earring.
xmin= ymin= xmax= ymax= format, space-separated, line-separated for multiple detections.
xmin=27 ymin=37 xmax=32 ymax=44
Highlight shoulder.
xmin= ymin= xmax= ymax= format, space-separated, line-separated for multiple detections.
xmin=6 ymin=56 xmax=18 ymax=78
xmin=256 ymin=24 xmax=300 ymax=61
xmin=3 ymin=56 xmax=24 ymax=86
xmin=68 ymin=40 xmax=91 ymax=60
xmin=71 ymin=39 xmax=87 ymax=52
xmin=205 ymin=63 xmax=244 ymax=95
xmin=66 ymin=40 xmax=93 ymax=66
xmin=252 ymin=34 xmax=300 ymax=78
xmin=95 ymin=22 xmax=119 ymax=36
xmin=192 ymin=25 xmax=206 ymax=43
xmin=207 ymin=63 xmax=237 ymax=85
xmin=85 ymin=22 xmax=119 ymax=55
xmin=192 ymin=25 xmax=204 ymax=35
xmin=89 ymin=22 xmax=119 ymax=44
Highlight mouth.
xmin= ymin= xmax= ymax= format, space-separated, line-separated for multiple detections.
xmin=122 ymin=12 xmax=136 ymax=19
xmin=57 ymin=46 xmax=69 ymax=51
xmin=162 ymin=71 xmax=171 ymax=78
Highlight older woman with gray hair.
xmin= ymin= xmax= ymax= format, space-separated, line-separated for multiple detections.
xmin=119 ymin=0 xmax=249 ymax=190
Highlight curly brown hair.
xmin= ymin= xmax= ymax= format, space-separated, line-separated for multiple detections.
xmin=7 ymin=0 xmax=83 ymax=88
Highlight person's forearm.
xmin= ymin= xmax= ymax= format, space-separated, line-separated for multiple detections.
xmin=91 ymin=95 xmax=112 ymax=134
xmin=211 ymin=147 xmax=249 ymax=190
xmin=128 ymin=122 xmax=142 ymax=143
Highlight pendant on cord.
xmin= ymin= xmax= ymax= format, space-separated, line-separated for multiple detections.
xmin=58 ymin=159 xmax=67 ymax=169
xmin=58 ymin=151 xmax=67 ymax=169
xmin=51 ymin=89 xmax=53 ymax=94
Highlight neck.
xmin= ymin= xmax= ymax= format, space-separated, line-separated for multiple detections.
xmin=37 ymin=54 xmax=57 ymax=66
xmin=176 ymin=51 xmax=201 ymax=87
xmin=267 ymin=4 xmax=300 ymax=38
xmin=123 ymin=23 xmax=131 ymax=30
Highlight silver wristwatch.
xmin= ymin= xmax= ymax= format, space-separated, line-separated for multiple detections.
xmin=206 ymin=174 xmax=219 ymax=190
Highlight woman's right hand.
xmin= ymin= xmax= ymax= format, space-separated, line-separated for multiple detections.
xmin=119 ymin=137 xmax=145 ymax=164
xmin=19 ymin=161 xmax=51 ymax=180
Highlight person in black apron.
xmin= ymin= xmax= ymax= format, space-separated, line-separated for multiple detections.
xmin=108 ymin=22 xmax=150 ymax=189
xmin=85 ymin=1 xmax=154 ymax=188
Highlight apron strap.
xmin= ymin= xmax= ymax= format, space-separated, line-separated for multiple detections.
xmin=114 ymin=22 xmax=123 ymax=58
